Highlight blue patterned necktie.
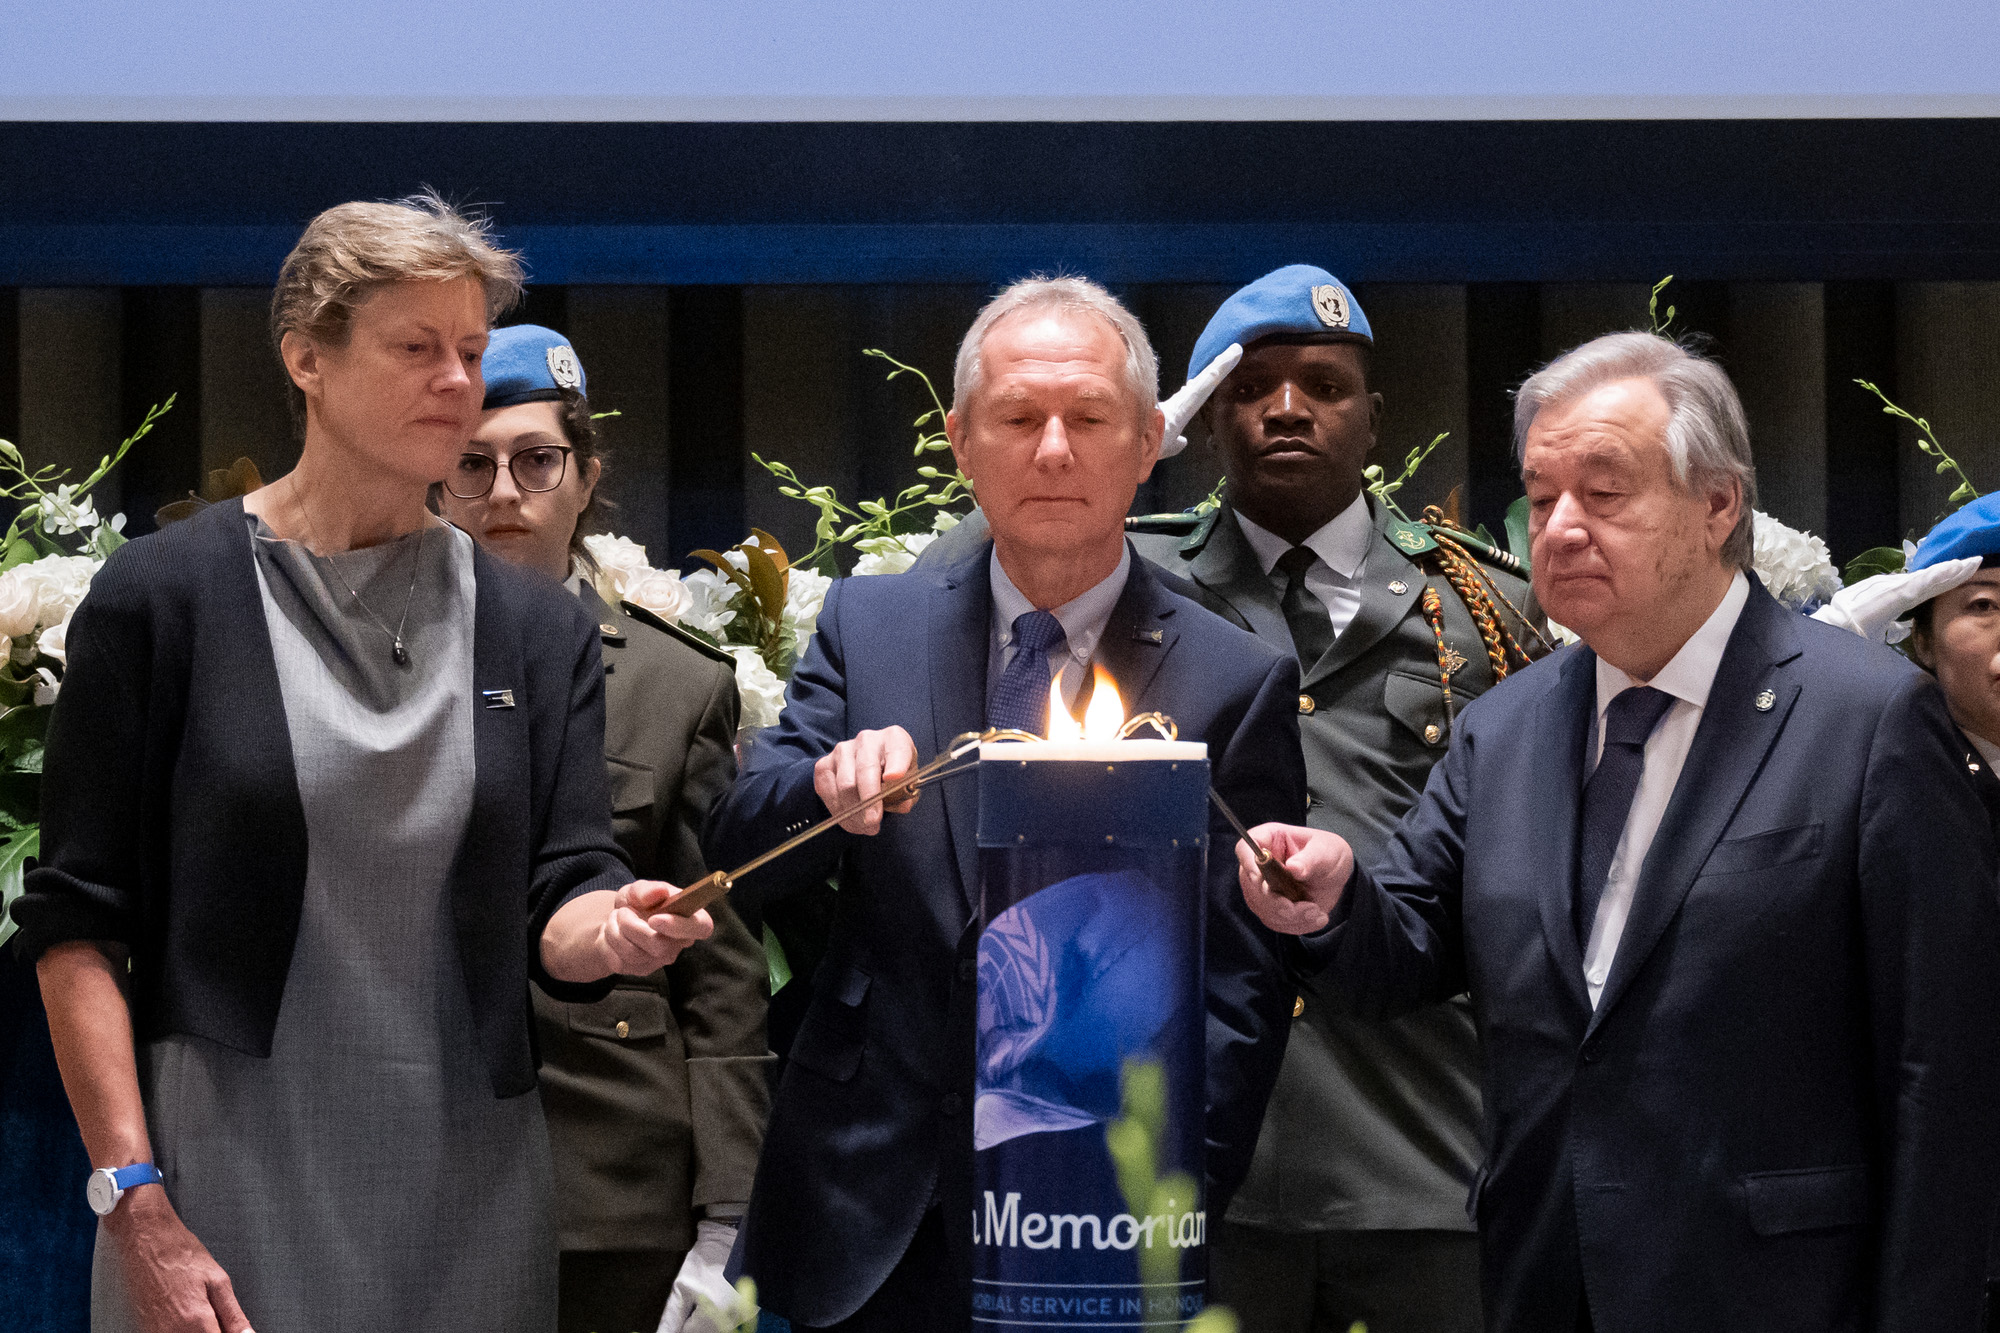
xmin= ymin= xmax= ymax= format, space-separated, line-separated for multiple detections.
xmin=1576 ymin=685 xmax=1678 ymax=946
xmin=989 ymin=610 xmax=1070 ymax=736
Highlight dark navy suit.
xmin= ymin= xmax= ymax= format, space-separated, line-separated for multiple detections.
xmin=1302 ymin=577 xmax=2000 ymax=1333
xmin=706 ymin=541 xmax=1306 ymax=1328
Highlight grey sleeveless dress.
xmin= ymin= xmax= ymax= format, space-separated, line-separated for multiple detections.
xmin=92 ymin=515 xmax=557 ymax=1333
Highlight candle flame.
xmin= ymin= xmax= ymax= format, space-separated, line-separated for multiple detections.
xmin=1044 ymin=666 xmax=1127 ymax=741
xmin=1046 ymin=677 xmax=1082 ymax=741
xmin=1083 ymin=666 xmax=1125 ymax=740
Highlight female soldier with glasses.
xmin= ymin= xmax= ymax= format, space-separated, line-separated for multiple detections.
xmin=439 ymin=323 xmax=772 ymax=1333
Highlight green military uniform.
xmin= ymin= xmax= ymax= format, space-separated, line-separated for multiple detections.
xmin=1129 ymin=499 xmax=1538 ymax=1333
xmin=534 ymin=585 xmax=775 ymax=1333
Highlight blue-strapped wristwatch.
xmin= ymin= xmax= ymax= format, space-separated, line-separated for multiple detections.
xmin=86 ymin=1163 xmax=163 ymax=1216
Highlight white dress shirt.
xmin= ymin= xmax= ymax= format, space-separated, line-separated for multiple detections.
xmin=1581 ymin=569 xmax=1750 ymax=1009
xmin=987 ymin=544 xmax=1132 ymax=716
xmin=1235 ymin=494 xmax=1372 ymax=640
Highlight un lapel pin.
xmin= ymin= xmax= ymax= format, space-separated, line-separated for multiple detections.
xmin=481 ymin=688 xmax=516 ymax=710
xmin=1754 ymin=689 xmax=1776 ymax=713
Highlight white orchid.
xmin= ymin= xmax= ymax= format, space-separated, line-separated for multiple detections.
xmin=36 ymin=484 xmax=102 ymax=536
xmin=678 ymin=568 xmax=741 ymax=639
xmin=851 ymin=530 xmax=939 ymax=578
xmin=1751 ymin=511 xmax=1843 ymax=613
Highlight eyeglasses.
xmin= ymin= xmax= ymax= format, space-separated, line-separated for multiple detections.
xmin=447 ymin=445 xmax=573 ymax=499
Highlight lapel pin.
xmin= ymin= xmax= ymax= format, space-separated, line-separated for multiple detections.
xmin=1388 ymin=579 xmax=1409 ymax=595
xmin=1968 ymin=754 xmax=1983 ymax=775
xmin=481 ymin=688 xmax=516 ymax=710
xmin=1753 ymin=689 xmax=1775 ymax=712
xmin=1136 ymin=627 xmax=1164 ymax=643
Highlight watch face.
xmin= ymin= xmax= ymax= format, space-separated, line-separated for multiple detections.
xmin=86 ymin=1170 xmax=118 ymax=1216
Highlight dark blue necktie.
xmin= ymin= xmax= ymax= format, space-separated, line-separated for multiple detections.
xmin=989 ymin=610 xmax=1069 ymax=735
xmin=1276 ymin=545 xmax=1334 ymax=669
xmin=1576 ymin=685 xmax=1678 ymax=946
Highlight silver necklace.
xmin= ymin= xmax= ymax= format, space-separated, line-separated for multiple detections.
xmin=291 ymin=480 xmax=425 ymax=667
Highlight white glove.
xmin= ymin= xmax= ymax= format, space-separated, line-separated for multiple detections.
xmin=657 ymin=1219 xmax=751 ymax=1333
xmin=1810 ymin=556 xmax=1982 ymax=643
xmin=1156 ymin=343 xmax=1244 ymax=459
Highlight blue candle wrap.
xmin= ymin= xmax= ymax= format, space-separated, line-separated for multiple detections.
xmin=971 ymin=745 xmax=1210 ymax=1330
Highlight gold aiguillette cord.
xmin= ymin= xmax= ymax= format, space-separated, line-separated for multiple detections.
xmin=657 ymin=728 xmax=1039 ymax=917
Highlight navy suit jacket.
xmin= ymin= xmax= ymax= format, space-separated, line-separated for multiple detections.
xmin=1302 ymin=577 xmax=2000 ymax=1333
xmin=706 ymin=541 xmax=1305 ymax=1327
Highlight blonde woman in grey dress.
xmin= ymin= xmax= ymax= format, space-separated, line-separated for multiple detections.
xmin=14 ymin=196 xmax=715 ymax=1333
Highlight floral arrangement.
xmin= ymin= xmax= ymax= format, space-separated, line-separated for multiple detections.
xmin=0 ymin=399 xmax=171 ymax=946
xmin=582 ymin=350 xmax=972 ymax=736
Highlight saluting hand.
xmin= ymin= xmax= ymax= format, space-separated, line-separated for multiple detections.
xmin=1235 ymin=823 xmax=1354 ymax=936
xmin=814 ymin=725 xmax=921 ymax=835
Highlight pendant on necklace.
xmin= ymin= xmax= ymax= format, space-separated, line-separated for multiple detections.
xmin=393 ymin=639 xmax=410 ymax=667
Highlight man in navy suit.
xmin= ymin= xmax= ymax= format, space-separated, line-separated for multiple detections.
xmin=706 ymin=277 xmax=1306 ymax=1331
xmin=1237 ymin=331 xmax=2000 ymax=1333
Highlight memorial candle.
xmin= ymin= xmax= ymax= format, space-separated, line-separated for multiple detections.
xmin=971 ymin=669 xmax=1212 ymax=1331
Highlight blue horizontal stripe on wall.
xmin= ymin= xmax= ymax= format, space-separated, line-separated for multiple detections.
xmin=4 ymin=120 xmax=1998 ymax=285
xmin=5 ymin=221 xmax=1999 ymax=288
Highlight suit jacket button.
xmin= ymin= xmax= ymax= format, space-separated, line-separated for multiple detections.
xmin=1292 ymin=995 xmax=1305 ymax=1018
xmin=1298 ymin=694 xmax=1316 ymax=716
xmin=942 ymin=1092 xmax=963 ymax=1116
xmin=1424 ymin=723 xmax=1443 ymax=745
xmin=615 ymin=1020 xmax=631 ymax=1039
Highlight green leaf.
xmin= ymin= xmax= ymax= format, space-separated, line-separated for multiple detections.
xmin=0 ymin=823 xmax=37 ymax=950
xmin=1504 ymin=495 xmax=1534 ymax=571
xmin=1844 ymin=545 xmax=1907 ymax=585
xmin=762 ymin=923 xmax=793 ymax=995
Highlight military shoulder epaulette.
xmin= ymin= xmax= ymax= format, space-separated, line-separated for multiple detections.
xmin=619 ymin=601 xmax=736 ymax=666
xmin=1386 ymin=514 xmax=1527 ymax=578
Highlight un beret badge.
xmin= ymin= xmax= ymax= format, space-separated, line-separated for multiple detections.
xmin=1310 ymin=284 xmax=1350 ymax=330
xmin=545 ymin=345 xmax=583 ymax=390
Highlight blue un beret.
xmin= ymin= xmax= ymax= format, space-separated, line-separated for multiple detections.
xmin=1189 ymin=264 xmax=1372 ymax=382
xmin=482 ymin=324 xmax=586 ymax=410
xmin=1911 ymin=490 xmax=2000 ymax=570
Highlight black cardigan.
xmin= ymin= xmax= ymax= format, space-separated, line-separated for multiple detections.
xmin=9 ymin=498 xmax=627 ymax=1097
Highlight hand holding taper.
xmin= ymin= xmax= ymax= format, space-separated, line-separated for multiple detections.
xmin=1208 ymin=787 xmax=1312 ymax=902
xmin=661 ymin=728 xmax=1004 ymax=918
xmin=1234 ymin=823 xmax=1355 ymax=937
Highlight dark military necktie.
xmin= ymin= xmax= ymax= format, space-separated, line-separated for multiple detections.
xmin=1575 ymin=685 xmax=1678 ymax=946
xmin=989 ymin=610 xmax=1069 ymax=735
xmin=1275 ymin=545 xmax=1335 ymax=669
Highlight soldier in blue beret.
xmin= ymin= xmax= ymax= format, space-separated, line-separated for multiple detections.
xmin=437 ymin=323 xmax=773 ymax=1333
xmin=1128 ymin=264 xmax=1544 ymax=1333
xmin=1860 ymin=495 xmax=2000 ymax=796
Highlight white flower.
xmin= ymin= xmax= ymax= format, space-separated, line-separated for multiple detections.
xmin=0 ymin=571 xmax=39 ymax=639
xmin=1751 ymin=511 xmax=1842 ymax=612
xmin=36 ymin=485 xmax=101 ymax=536
xmin=783 ymin=566 xmax=831 ymax=626
xmin=625 ymin=568 xmax=693 ymax=624
xmin=679 ymin=568 xmax=741 ymax=640
xmin=32 ymin=666 xmax=59 ymax=706
xmin=932 ymin=510 xmax=962 ymax=533
xmin=581 ymin=533 xmax=653 ymax=600
xmin=850 ymin=531 xmax=938 ymax=578
xmin=14 ymin=554 xmax=100 ymax=631
xmin=725 ymin=645 xmax=787 ymax=734
xmin=36 ymin=620 xmax=66 ymax=667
